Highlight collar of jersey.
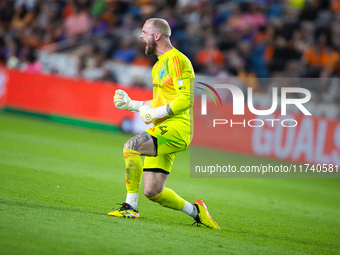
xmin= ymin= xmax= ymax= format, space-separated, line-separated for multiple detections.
xmin=157 ymin=47 xmax=176 ymax=60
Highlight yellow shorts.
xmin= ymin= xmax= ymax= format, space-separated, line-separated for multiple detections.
xmin=143 ymin=119 xmax=189 ymax=174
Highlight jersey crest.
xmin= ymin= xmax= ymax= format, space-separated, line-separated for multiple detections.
xmin=159 ymin=67 xmax=167 ymax=79
xmin=159 ymin=58 xmax=169 ymax=80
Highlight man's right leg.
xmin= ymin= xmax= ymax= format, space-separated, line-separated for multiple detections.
xmin=108 ymin=132 xmax=156 ymax=218
xmin=142 ymin=164 xmax=220 ymax=230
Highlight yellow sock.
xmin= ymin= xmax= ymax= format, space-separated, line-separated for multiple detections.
xmin=148 ymin=187 xmax=185 ymax=210
xmin=123 ymin=149 xmax=143 ymax=193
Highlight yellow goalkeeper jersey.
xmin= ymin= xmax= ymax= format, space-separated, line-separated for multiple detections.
xmin=150 ymin=48 xmax=195 ymax=137
xmin=150 ymin=48 xmax=194 ymax=145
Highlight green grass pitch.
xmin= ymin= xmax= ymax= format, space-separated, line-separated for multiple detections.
xmin=0 ymin=112 xmax=339 ymax=255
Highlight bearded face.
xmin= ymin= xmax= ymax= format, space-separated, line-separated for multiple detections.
xmin=140 ymin=22 xmax=158 ymax=56
xmin=145 ymin=37 xmax=156 ymax=55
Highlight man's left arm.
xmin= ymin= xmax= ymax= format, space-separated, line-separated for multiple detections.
xmin=168 ymin=55 xmax=194 ymax=115
xmin=168 ymin=78 xmax=192 ymax=115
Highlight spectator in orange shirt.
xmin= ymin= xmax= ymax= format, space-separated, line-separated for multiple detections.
xmin=11 ymin=5 xmax=35 ymax=32
xmin=331 ymin=0 xmax=340 ymax=12
xmin=237 ymin=65 xmax=261 ymax=92
xmin=303 ymin=33 xmax=340 ymax=77
xmin=195 ymin=38 xmax=225 ymax=72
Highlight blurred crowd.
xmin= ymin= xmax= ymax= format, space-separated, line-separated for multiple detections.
xmin=1 ymin=0 xmax=340 ymax=116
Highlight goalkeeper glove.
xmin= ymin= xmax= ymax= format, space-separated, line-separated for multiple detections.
xmin=113 ymin=89 xmax=143 ymax=112
xmin=139 ymin=105 xmax=169 ymax=124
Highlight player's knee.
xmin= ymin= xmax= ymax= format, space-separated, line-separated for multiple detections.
xmin=143 ymin=186 xmax=162 ymax=199
xmin=123 ymin=139 xmax=133 ymax=150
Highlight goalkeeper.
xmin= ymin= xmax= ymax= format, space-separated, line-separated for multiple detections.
xmin=108 ymin=18 xmax=220 ymax=230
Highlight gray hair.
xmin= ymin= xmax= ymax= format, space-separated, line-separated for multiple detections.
xmin=146 ymin=18 xmax=171 ymax=38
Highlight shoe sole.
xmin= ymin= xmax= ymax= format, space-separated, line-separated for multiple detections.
xmin=108 ymin=213 xmax=139 ymax=219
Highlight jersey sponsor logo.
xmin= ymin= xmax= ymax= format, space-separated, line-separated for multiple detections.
xmin=153 ymin=84 xmax=164 ymax=89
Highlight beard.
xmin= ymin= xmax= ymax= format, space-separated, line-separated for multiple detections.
xmin=145 ymin=39 xmax=156 ymax=55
